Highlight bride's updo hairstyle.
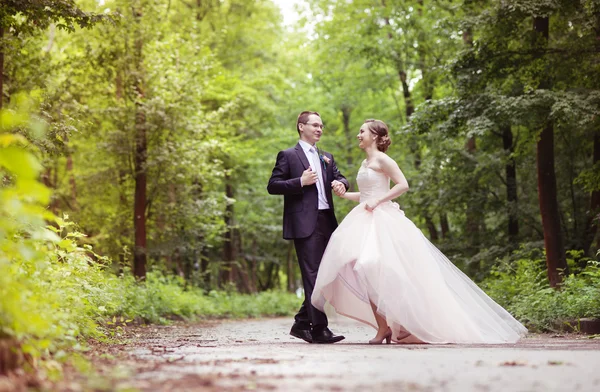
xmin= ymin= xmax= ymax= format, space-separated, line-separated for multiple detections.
xmin=364 ymin=119 xmax=391 ymax=152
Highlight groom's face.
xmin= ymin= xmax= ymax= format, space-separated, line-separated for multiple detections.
xmin=299 ymin=114 xmax=324 ymax=145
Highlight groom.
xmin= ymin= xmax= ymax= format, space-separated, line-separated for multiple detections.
xmin=267 ymin=111 xmax=349 ymax=344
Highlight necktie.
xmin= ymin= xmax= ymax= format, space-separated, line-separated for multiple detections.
xmin=309 ymin=147 xmax=326 ymax=203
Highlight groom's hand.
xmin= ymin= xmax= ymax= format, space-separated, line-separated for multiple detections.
xmin=301 ymin=167 xmax=318 ymax=186
xmin=331 ymin=180 xmax=346 ymax=196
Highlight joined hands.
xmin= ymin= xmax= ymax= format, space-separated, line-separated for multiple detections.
xmin=331 ymin=180 xmax=346 ymax=196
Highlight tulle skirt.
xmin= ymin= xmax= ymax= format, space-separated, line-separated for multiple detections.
xmin=311 ymin=201 xmax=527 ymax=344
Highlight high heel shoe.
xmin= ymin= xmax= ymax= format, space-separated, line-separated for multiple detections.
xmin=369 ymin=329 xmax=392 ymax=345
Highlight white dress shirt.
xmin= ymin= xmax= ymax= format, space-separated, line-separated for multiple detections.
xmin=299 ymin=139 xmax=330 ymax=210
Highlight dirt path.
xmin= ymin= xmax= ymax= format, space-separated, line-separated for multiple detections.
xmin=63 ymin=316 xmax=600 ymax=391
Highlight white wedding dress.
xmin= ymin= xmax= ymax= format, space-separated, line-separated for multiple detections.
xmin=311 ymin=161 xmax=527 ymax=344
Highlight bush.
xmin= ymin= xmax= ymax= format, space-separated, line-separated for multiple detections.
xmin=482 ymin=247 xmax=600 ymax=332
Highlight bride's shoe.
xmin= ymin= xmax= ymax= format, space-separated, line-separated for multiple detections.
xmin=369 ymin=328 xmax=392 ymax=345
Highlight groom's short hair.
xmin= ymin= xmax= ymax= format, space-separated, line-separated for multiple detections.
xmin=296 ymin=111 xmax=320 ymax=134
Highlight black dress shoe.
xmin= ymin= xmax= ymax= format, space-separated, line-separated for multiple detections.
xmin=290 ymin=324 xmax=313 ymax=343
xmin=312 ymin=328 xmax=345 ymax=344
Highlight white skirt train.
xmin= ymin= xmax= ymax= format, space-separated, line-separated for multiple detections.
xmin=311 ymin=201 xmax=527 ymax=344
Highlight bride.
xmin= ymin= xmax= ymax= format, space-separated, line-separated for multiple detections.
xmin=311 ymin=119 xmax=527 ymax=344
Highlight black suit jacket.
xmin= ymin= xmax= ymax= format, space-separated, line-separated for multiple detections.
xmin=267 ymin=143 xmax=349 ymax=239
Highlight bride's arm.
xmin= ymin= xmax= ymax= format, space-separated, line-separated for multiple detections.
xmin=367 ymin=155 xmax=409 ymax=209
xmin=339 ymin=191 xmax=361 ymax=202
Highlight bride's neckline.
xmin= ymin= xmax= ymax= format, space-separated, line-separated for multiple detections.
xmin=361 ymin=159 xmax=385 ymax=174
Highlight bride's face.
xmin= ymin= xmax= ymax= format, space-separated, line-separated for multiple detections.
xmin=357 ymin=124 xmax=376 ymax=149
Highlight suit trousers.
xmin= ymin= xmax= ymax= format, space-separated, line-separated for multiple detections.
xmin=293 ymin=209 xmax=335 ymax=331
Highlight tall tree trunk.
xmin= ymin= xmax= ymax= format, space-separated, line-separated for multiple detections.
xmin=399 ymin=71 xmax=414 ymax=119
xmin=502 ymin=125 xmax=519 ymax=243
xmin=417 ymin=4 xmax=448 ymax=239
xmin=537 ymin=122 xmax=568 ymax=285
xmin=0 ymin=26 xmax=4 ymax=110
xmin=461 ymin=22 xmax=482 ymax=249
xmin=440 ymin=213 xmax=450 ymax=239
xmin=64 ymin=135 xmax=78 ymax=209
xmin=582 ymin=15 xmax=600 ymax=256
xmin=222 ymin=170 xmax=241 ymax=289
xmin=582 ymin=128 xmax=600 ymax=256
xmin=464 ymin=137 xmax=482 ymax=248
xmin=133 ymin=6 xmax=147 ymax=280
xmin=341 ymin=106 xmax=354 ymax=188
xmin=41 ymin=167 xmax=58 ymax=215
xmin=534 ymin=16 xmax=568 ymax=287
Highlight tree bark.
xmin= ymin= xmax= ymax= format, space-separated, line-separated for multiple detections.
xmin=461 ymin=13 xmax=482 ymax=249
xmin=440 ymin=213 xmax=450 ymax=239
xmin=0 ymin=26 xmax=4 ymax=110
xmin=582 ymin=15 xmax=600 ymax=256
xmin=533 ymin=16 xmax=568 ymax=287
xmin=63 ymin=135 xmax=78 ymax=209
xmin=41 ymin=166 xmax=58 ymax=215
xmin=222 ymin=170 xmax=245 ymax=291
xmin=464 ymin=137 xmax=482 ymax=248
xmin=502 ymin=125 xmax=519 ymax=243
xmin=133 ymin=6 xmax=147 ymax=280
xmin=341 ymin=105 xmax=354 ymax=189
xmin=582 ymin=128 xmax=600 ymax=256
xmin=537 ymin=122 xmax=568 ymax=285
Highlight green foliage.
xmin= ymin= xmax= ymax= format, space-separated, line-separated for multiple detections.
xmin=0 ymin=0 xmax=115 ymax=33
xmin=0 ymin=95 xmax=299 ymax=378
xmin=483 ymin=248 xmax=600 ymax=331
xmin=3 ymin=0 xmax=600 ymax=366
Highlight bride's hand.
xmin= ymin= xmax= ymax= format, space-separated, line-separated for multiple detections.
xmin=365 ymin=199 xmax=380 ymax=211
xmin=331 ymin=180 xmax=346 ymax=196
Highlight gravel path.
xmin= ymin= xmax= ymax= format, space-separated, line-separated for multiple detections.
xmin=80 ymin=315 xmax=600 ymax=392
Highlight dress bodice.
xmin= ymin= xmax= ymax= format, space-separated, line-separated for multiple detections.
xmin=356 ymin=161 xmax=390 ymax=203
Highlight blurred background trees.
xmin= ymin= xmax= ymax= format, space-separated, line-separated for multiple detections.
xmin=3 ymin=0 xmax=599 ymax=296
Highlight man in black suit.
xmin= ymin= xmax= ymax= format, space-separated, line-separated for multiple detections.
xmin=267 ymin=111 xmax=349 ymax=344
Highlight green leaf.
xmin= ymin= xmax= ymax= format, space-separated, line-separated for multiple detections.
xmin=0 ymin=147 xmax=42 ymax=179
xmin=58 ymin=239 xmax=77 ymax=252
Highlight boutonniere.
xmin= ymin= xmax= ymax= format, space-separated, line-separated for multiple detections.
xmin=318 ymin=151 xmax=331 ymax=168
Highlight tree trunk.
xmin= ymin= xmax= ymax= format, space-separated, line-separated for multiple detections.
xmin=533 ymin=16 xmax=568 ymax=287
xmin=399 ymin=71 xmax=414 ymax=119
xmin=63 ymin=135 xmax=78 ymax=209
xmin=0 ymin=26 xmax=4 ymax=110
xmin=582 ymin=128 xmax=600 ymax=256
xmin=222 ymin=171 xmax=243 ymax=290
xmin=41 ymin=166 xmax=58 ymax=215
xmin=464 ymin=137 xmax=481 ymax=248
xmin=133 ymin=6 xmax=147 ymax=280
xmin=426 ymin=218 xmax=439 ymax=241
xmin=417 ymin=0 xmax=432 ymax=102
xmin=461 ymin=4 xmax=482 ymax=249
xmin=502 ymin=125 xmax=519 ymax=243
xmin=537 ymin=122 xmax=568 ymax=286
xmin=341 ymin=106 xmax=354 ymax=187
xmin=582 ymin=16 xmax=600 ymax=256
xmin=440 ymin=213 xmax=450 ymax=239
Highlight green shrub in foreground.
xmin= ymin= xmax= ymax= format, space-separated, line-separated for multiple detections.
xmin=483 ymin=248 xmax=600 ymax=332
xmin=2 ymin=221 xmax=301 ymax=358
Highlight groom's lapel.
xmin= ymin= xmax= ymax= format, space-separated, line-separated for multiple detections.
xmin=294 ymin=143 xmax=310 ymax=170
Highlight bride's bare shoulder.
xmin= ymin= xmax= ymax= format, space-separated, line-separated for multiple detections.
xmin=377 ymin=152 xmax=396 ymax=165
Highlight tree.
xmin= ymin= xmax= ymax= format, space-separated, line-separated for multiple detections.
xmin=0 ymin=0 xmax=111 ymax=108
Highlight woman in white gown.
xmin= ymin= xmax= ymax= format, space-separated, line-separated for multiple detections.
xmin=311 ymin=119 xmax=527 ymax=344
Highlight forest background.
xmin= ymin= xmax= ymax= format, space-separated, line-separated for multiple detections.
xmin=1 ymin=0 xmax=600 ymax=380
